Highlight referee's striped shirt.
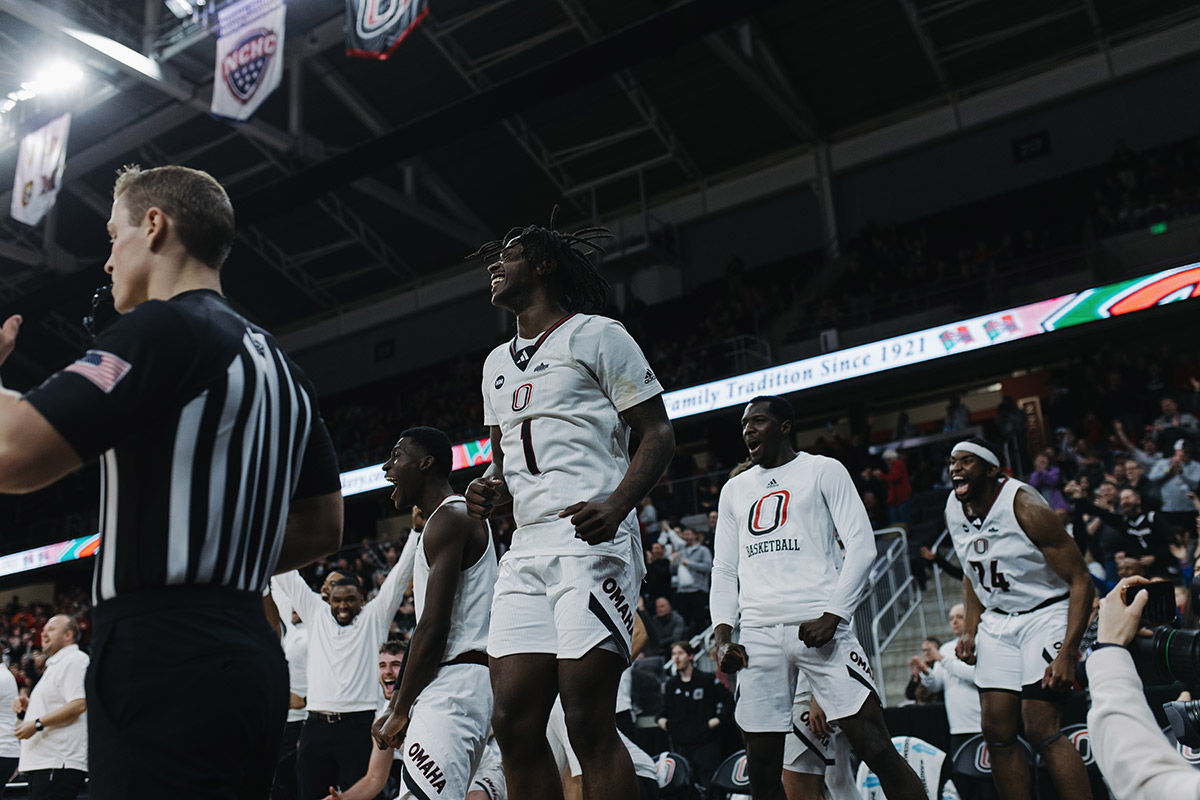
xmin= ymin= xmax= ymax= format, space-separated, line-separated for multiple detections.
xmin=26 ymin=290 xmax=341 ymax=603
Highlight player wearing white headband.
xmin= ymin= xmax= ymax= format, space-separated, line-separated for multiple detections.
xmin=945 ymin=437 xmax=1094 ymax=800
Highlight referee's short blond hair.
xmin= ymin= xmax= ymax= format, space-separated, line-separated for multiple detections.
xmin=113 ymin=164 xmax=235 ymax=270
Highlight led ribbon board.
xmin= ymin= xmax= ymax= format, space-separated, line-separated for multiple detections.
xmin=4 ymin=264 xmax=1197 ymax=577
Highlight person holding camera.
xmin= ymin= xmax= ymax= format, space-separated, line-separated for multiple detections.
xmin=1087 ymin=577 xmax=1200 ymax=799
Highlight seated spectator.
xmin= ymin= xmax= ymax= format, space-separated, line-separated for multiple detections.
xmin=1153 ymin=395 xmax=1199 ymax=453
xmin=917 ymin=604 xmax=981 ymax=755
xmin=643 ymin=543 xmax=673 ymax=605
xmin=905 ymin=638 xmax=942 ymax=705
xmin=671 ymin=528 xmax=712 ymax=635
xmin=656 ymin=642 xmax=732 ymax=790
xmin=649 ymin=598 xmax=686 ymax=647
xmin=873 ymin=449 xmax=913 ymax=526
xmin=1120 ymin=457 xmax=1161 ymax=512
xmin=1151 ymin=439 xmax=1200 ymax=538
xmin=1029 ymin=453 xmax=1070 ymax=516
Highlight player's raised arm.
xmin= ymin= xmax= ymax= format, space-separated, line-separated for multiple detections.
xmin=1015 ymin=487 xmax=1094 ymax=690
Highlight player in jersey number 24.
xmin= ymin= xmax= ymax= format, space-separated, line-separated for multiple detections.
xmin=947 ymin=437 xmax=1094 ymax=800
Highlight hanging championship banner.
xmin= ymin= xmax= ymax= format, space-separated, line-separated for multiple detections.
xmin=345 ymin=0 xmax=428 ymax=60
xmin=212 ymin=0 xmax=286 ymax=121
xmin=11 ymin=112 xmax=71 ymax=227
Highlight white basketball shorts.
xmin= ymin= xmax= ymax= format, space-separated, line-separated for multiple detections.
xmin=974 ymin=599 xmax=1068 ymax=693
xmin=398 ymin=663 xmax=492 ymax=800
xmin=488 ymin=521 xmax=641 ymax=661
xmin=735 ymin=623 xmax=876 ymax=732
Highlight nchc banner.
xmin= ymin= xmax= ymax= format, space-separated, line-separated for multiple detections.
xmin=345 ymin=0 xmax=428 ymax=60
xmin=212 ymin=0 xmax=286 ymax=121
xmin=10 ymin=112 xmax=71 ymax=227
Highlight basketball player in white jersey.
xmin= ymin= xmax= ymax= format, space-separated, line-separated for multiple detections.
xmin=371 ymin=427 xmax=497 ymax=800
xmin=782 ymin=685 xmax=857 ymax=800
xmin=711 ymin=396 xmax=925 ymax=800
xmin=946 ymin=437 xmax=1094 ymax=800
xmin=465 ymin=216 xmax=675 ymax=800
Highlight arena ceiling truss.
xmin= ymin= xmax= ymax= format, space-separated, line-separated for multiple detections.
xmin=0 ymin=0 xmax=1198 ymax=385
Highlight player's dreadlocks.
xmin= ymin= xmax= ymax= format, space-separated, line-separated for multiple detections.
xmin=469 ymin=206 xmax=612 ymax=313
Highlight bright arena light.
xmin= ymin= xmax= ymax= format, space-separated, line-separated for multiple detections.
xmin=32 ymin=60 xmax=85 ymax=94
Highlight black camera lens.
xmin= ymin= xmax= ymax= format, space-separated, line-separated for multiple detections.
xmin=1130 ymin=626 xmax=1200 ymax=685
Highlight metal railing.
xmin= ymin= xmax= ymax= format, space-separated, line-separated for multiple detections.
xmin=853 ymin=526 xmax=926 ymax=707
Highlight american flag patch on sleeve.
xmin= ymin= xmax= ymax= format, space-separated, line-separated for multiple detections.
xmin=63 ymin=350 xmax=132 ymax=394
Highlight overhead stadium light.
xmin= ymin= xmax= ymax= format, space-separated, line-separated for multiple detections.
xmin=0 ymin=59 xmax=85 ymax=115
xmin=165 ymin=0 xmax=196 ymax=19
xmin=33 ymin=60 xmax=84 ymax=94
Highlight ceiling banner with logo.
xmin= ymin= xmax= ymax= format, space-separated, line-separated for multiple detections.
xmin=345 ymin=0 xmax=428 ymax=61
xmin=11 ymin=112 xmax=71 ymax=227
xmin=211 ymin=0 xmax=286 ymax=121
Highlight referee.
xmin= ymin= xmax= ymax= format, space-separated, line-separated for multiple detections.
xmin=0 ymin=165 xmax=343 ymax=799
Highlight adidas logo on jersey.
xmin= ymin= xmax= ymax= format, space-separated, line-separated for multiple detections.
xmin=644 ymin=368 xmax=656 ymax=385
xmin=767 ymin=479 xmax=778 ymax=488
xmin=534 ymin=362 xmax=549 ymax=372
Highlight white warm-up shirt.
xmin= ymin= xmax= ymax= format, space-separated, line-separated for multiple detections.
xmin=481 ymin=314 xmax=663 ymax=558
xmin=919 ymin=640 xmax=981 ymax=735
xmin=273 ymin=531 xmax=417 ymax=713
xmin=19 ymin=644 xmax=88 ymax=772
xmin=0 ymin=667 xmax=20 ymax=759
xmin=711 ymin=453 xmax=874 ymax=627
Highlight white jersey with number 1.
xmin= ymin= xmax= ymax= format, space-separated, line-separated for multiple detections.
xmin=481 ymin=313 xmax=663 ymax=559
xmin=945 ymin=477 xmax=1069 ymax=614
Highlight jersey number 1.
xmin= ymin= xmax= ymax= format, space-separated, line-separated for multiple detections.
xmin=968 ymin=559 xmax=1012 ymax=593
xmin=520 ymin=419 xmax=540 ymax=475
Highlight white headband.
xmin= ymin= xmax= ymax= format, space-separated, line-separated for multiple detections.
xmin=951 ymin=441 xmax=1000 ymax=467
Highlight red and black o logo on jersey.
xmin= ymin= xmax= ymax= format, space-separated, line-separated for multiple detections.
xmin=747 ymin=490 xmax=790 ymax=536
xmin=973 ymin=538 xmax=989 ymax=555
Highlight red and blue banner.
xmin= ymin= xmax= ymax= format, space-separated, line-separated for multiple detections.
xmin=345 ymin=0 xmax=428 ymax=61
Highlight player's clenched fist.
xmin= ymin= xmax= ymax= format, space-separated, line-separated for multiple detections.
xmin=717 ymin=642 xmax=749 ymax=673
xmin=465 ymin=477 xmax=504 ymax=520
xmin=956 ymin=631 xmax=976 ymax=664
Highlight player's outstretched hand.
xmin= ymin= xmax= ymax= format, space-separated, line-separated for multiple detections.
xmin=717 ymin=641 xmax=749 ymax=674
xmin=0 ymin=315 xmax=22 ymax=369
xmin=956 ymin=631 xmax=976 ymax=664
xmin=465 ymin=477 xmax=504 ymax=520
xmin=560 ymin=499 xmax=625 ymax=545
xmin=798 ymin=613 xmax=842 ymax=649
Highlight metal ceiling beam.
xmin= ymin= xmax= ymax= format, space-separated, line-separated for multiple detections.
xmin=938 ymin=6 xmax=1086 ymax=61
xmin=899 ymin=0 xmax=955 ymax=97
xmin=705 ymin=23 xmax=820 ymax=142
xmin=1080 ymin=0 xmax=1114 ymax=77
xmin=420 ymin=14 xmax=584 ymax=212
xmin=553 ymin=0 xmax=701 ymax=181
xmin=305 ymin=56 xmax=494 ymax=248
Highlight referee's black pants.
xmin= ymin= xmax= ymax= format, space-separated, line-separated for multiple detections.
xmin=296 ymin=712 xmax=374 ymax=800
xmin=86 ymin=586 xmax=289 ymax=800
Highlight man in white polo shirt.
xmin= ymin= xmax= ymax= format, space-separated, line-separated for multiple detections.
xmin=13 ymin=615 xmax=88 ymax=800
xmin=274 ymin=531 xmax=418 ymax=800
